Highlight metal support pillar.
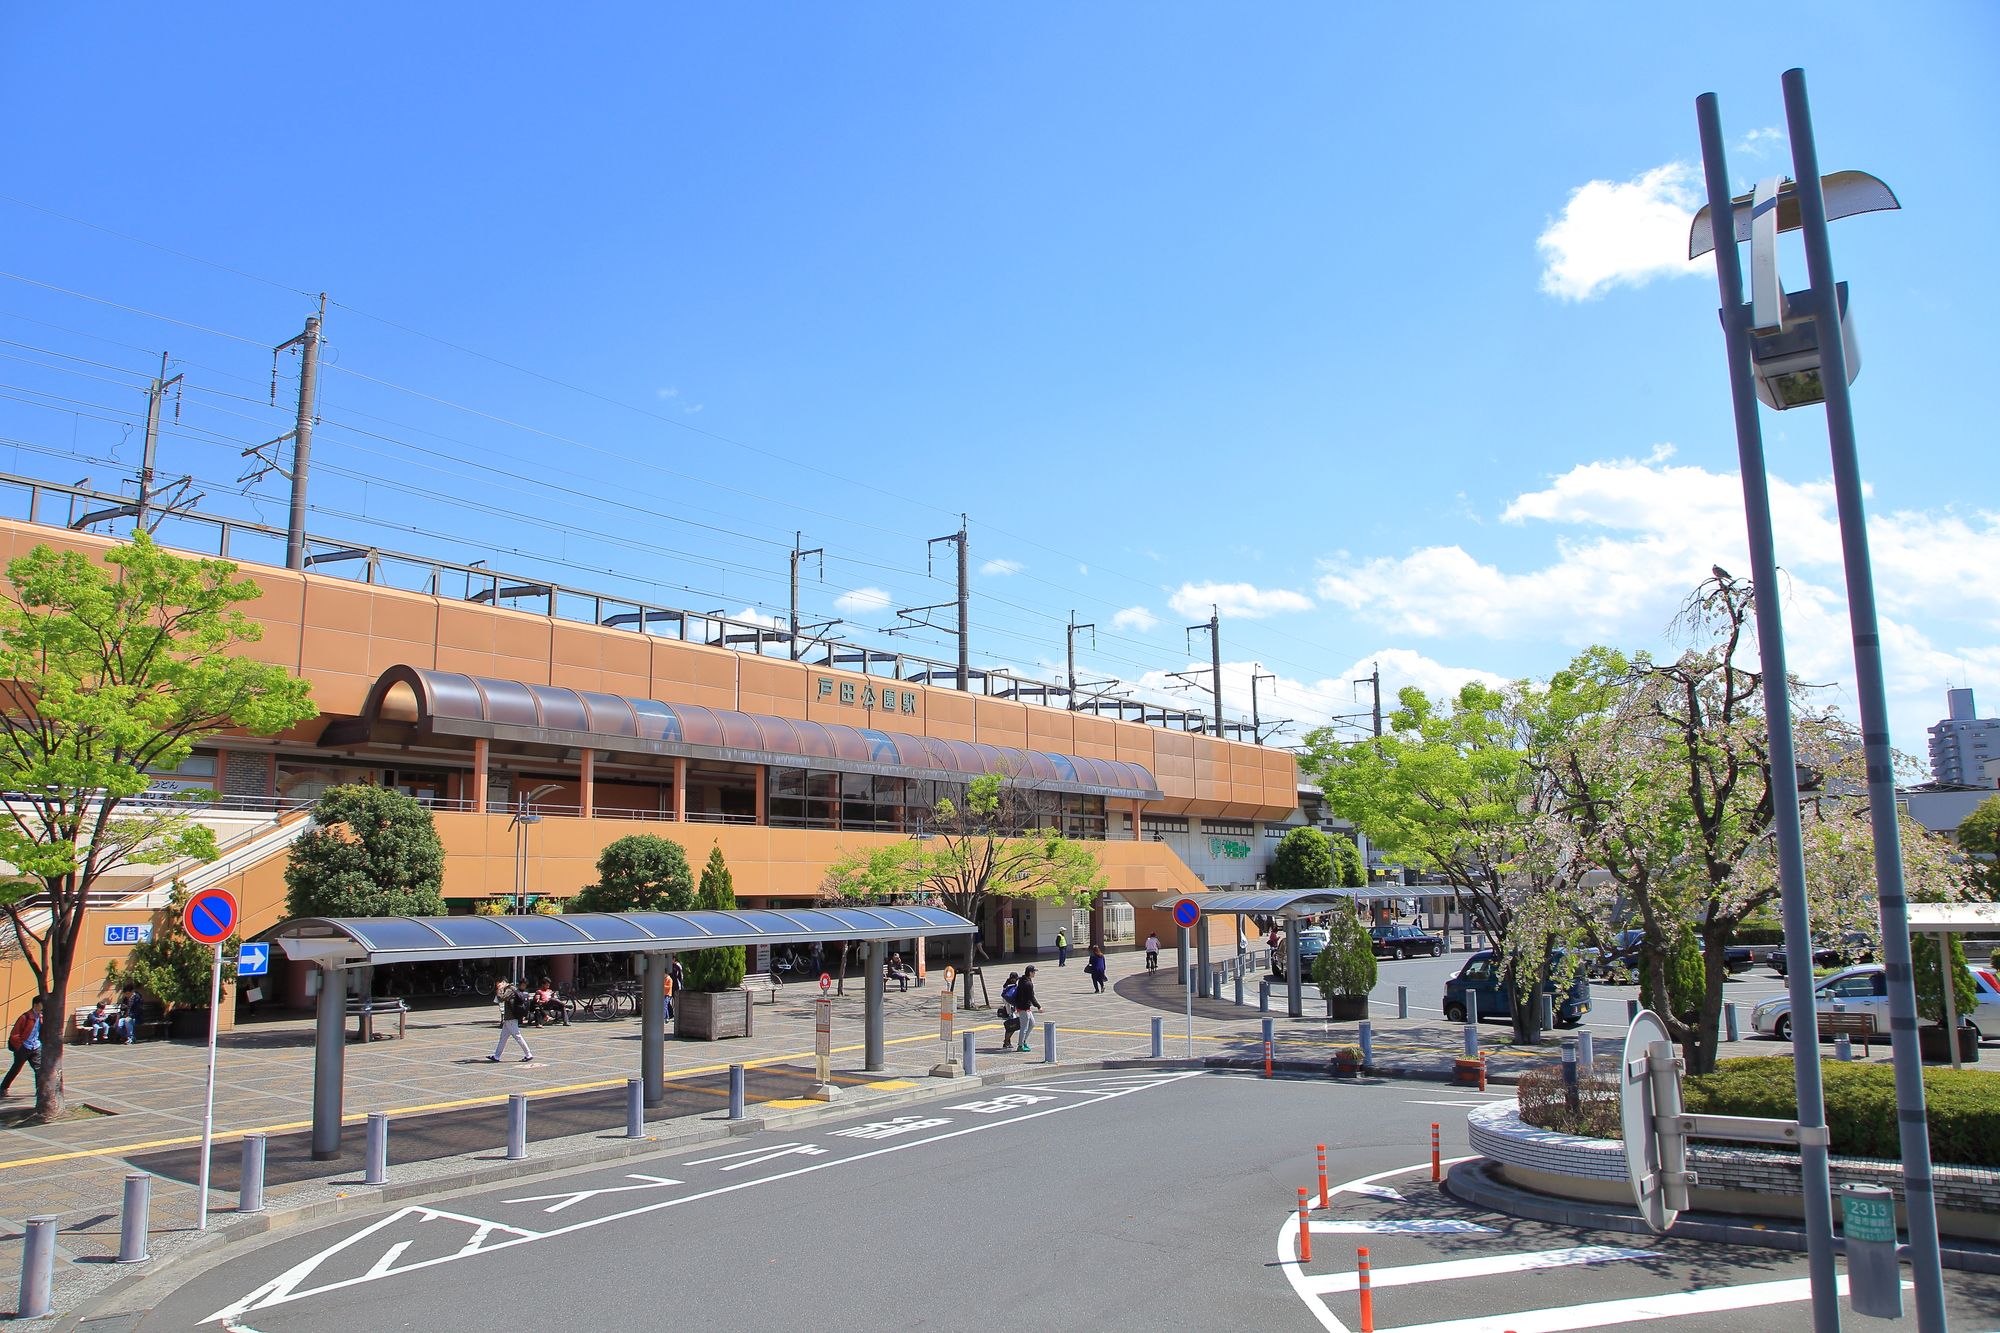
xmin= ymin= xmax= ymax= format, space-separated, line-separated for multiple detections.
xmin=864 ymin=940 xmax=886 ymax=1072
xmin=311 ymin=962 xmax=345 ymax=1160
xmin=1286 ymin=927 xmax=1303 ymax=1018
xmin=1196 ymin=924 xmax=1211 ymax=1001
xmin=641 ymin=952 xmax=666 ymax=1107
xmin=1781 ymin=71 xmax=1943 ymax=1329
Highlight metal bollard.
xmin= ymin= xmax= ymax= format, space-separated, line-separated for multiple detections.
xmin=1358 ymin=1020 xmax=1372 ymax=1067
xmin=1397 ymin=986 xmax=1408 ymax=1020
xmin=1627 ymin=998 xmax=1639 ymax=1021
xmin=1259 ymin=980 xmax=1270 ymax=1013
xmin=1262 ymin=1017 xmax=1275 ymax=1053
xmin=1539 ymin=992 xmax=1554 ymax=1032
xmin=1044 ymin=1021 xmax=1058 ymax=1064
xmin=239 ymin=1133 xmax=267 ymax=1214
xmin=962 ymin=1028 xmax=977 ymax=1076
xmin=18 ymin=1215 xmax=54 ymax=1317
xmin=118 ymin=1173 xmax=151 ymax=1263
xmin=727 ymin=1065 xmax=745 ymax=1120
xmin=1150 ymin=1016 xmax=1163 ymax=1059
xmin=1577 ymin=1031 xmax=1595 ymax=1068
xmin=628 ymin=1077 xmax=647 ymax=1135
xmin=1836 ymin=1033 xmax=1853 ymax=1062
xmin=1561 ymin=1040 xmax=1579 ymax=1114
xmin=364 ymin=1112 xmax=388 ymax=1186
xmin=1724 ymin=1002 xmax=1739 ymax=1042
xmin=506 ymin=1092 xmax=528 ymax=1160
xmin=1462 ymin=1024 xmax=1479 ymax=1059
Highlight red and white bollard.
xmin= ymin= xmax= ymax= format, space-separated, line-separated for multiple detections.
xmin=1357 ymin=1246 xmax=1375 ymax=1332
xmin=1296 ymin=1187 xmax=1312 ymax=1263
xmin=1431 ymin=1122 xmax=1441 ymax=1182
xmin=1317 ymin=1143 xmax=1328 ymax=1209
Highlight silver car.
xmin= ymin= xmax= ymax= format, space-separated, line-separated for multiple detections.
xmin=1750 ymin=963 xmax=2000 ymax=1042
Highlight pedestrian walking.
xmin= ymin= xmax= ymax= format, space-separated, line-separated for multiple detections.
xmin=1012 ymin=966 xmax=1042 ymax=1052
xmin=1144 ymin=933 xmax=1160 ymax=972
xmin=1085 ymin=945 xmax=1107 ymax=993
xmin=1 ymin=998 xmax=42 ymax=1097
xmin=975 ymin=926 xmax=990 ymax=962
xmin=998 ymin=972 xmax=1022 ymax=1047
xmin=1055 ymin=928 xmax=1069 ymax=966
xmin=487 ymin=981 xmax=535 ymax=1063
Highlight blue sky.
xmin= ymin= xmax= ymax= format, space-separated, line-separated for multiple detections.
xmin=0 ymin=3 xmax=1994 ymax=757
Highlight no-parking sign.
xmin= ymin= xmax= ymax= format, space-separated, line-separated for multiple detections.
xmin=182 ymin=888 xmax=239 ymax=945
xmin=1171 ymin=898 xmax=1202 ymax=930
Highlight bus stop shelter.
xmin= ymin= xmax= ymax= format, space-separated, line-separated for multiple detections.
xmin=1153 ymin=889 xmax=1405 ymax=1018
xmin=267 ymin=906 xmax=975 ymax=1159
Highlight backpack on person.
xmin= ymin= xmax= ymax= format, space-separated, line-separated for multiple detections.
xmin=1001 ymin=982 xmax=1019 ymax=1003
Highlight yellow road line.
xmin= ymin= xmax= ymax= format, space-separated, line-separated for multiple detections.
xmin=0 ymin=1025 xmax=1003 ymax=1172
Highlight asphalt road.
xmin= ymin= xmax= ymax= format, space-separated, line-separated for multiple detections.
xmin=140 ymin=1070 xmax=1995 ymax=1332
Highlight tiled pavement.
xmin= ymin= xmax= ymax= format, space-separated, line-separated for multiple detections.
xmin=0 ymin=949 xmax=1567 ymax=1315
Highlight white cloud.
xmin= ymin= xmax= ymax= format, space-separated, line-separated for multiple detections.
xmin=1537 ymin=162 xmax=1708 ymax=301
xmin=1314 ymin=455 xmax=2000 ymax=749
xmin=724 ymin=605 xmax=783 ymax=629
xmin=1112 ymin=605 xmax=1159 ymax=632
xmin=656 ymin=387 xmax=679 ymax=399
xmin=834 ymin=586 xmax=893 ymax=614
xmin=685 ymin=404 xmax=704 ymax=413
xmin=980 ymin=558 xmax=1024 ymax=576
xmin=1734 ymin=127 xmax=1787 ymax=160
xmin=1168 ymin=581 xmax=1314 ymax=621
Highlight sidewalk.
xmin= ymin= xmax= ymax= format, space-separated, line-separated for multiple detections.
xmin=0 ymin=949 xmax=1562 ymax=1316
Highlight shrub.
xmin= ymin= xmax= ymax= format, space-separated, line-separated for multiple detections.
xmin=571 ymin=834 xmax=694 ymax=914
xmin=1911 ymin=931 xmax=1978 ymax=1028
xmin=681 ymin=846 xmax=746 ymax=993
xmin=1731 ymin=926 xmax=1787 ymax=947
xmin=1683 ymin=1056 xmax=2000 ymax=1167
xmin=1517 ymin=1059 xmax=1620 ymax=1139
xmin=284 ymin=785 xmax=446 ymax=918
xmin=1639 ymin=922 xmax=1705 ymax=1023
xmin=1312 ymin=904 xmax=1377 ymax=998
xmin=1271 ymin=827 xmax=1334 ymax=892
xmin=1331 ymin=836 xmax=1365 ymax=888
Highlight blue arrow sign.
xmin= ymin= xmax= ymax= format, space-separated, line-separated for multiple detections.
xmin=236 ymin=942 xmax=269 ymax=977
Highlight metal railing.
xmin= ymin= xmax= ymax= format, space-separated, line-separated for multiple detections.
xmin=1 ymin=472 xmax=1225 ymax=734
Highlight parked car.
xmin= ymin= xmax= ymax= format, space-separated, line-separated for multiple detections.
xmin=1768 ymin=932 xmax=1876 ymax=978
xmin=1751 ymin=962 xmax=2000 ymax=1041
xmin=1270 ymin=927 xmax=1330 ymax=982
xmin=1590 ymin=929 xmax=1753 ymax=980
xmin=1370 ymin=924 xmax=1445 ymax=959
xmin=1442 ymin=950 xmax=1591 ymax=1028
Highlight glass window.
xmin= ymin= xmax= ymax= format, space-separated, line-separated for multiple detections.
xmin=277 ymin=763 xmax=377 ymax=802
xmin=687 ymin=761 xmax=757 ymax=822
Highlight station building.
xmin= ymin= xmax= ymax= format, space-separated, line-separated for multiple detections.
xmin=0 ymin=513 xmax=1305 ymax=1030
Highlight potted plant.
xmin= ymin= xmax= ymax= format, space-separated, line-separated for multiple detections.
xmin=1453 ymin=1055 xmax=1487 ymax=1090
xmin=1331 ymin=1045 xmax=1363 ymax=1077
xmin=676 ymin=847 xmax=751 ymax=1040
xmin=1913 ymin=931 xmax=1980 ymax=1063
xmin=1312 ymin=904 xmax=1377 ymax=1022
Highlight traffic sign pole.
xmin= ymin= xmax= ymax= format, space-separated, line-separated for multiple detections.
xmin=196 ymin=940 xmax=221 ymax=1231
xmin=179 ymin=888 xmax=238 ymax=1234
xmin=1172 ymin=899 xmax=1201 ymax=1059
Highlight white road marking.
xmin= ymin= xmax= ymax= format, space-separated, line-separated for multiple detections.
xmin=1406 ymin=1099 xmax=1508 ymax=1108
xmin=1385 ymin=1276 xmax=1906 ymax=1333
xmin=829 ymin=1116 xmax=951 ymax=1140
xmin=1334 ymin=1184 xmax=1404 ymax=1202
xmin=1308 ymin=1219 xmax=1497 ymax=1234
xmin=501 ymin=1174 xmax=683 ymax=1214
xmin=714 ymin=1144 xmax=829 ymax=1170
xmin=206 ymin=1068 xmax=1207 ymax=1324
xmin=685 ymin=1142 xmax=802 ymax=1164
xmin=1276 ymin=1157 xmax=1480 ymax=1333
xmin=1303 ymin=1246 xmax=1658 ymax=1295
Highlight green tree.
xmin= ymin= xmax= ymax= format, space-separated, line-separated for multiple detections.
xmin=1957 ymin=796 xmax=2000 ymax=900
xmin=1311 ymin=903 xmax=1378 ymax=998
xmin=284 ymin=784 xmax=447 ymax=918
xmin=1911 ymin=931 xmax=1978 ymax=1029
xmin=1638 ymin=921 xmax=1706 ymax=1024
xmin=682 ymin=845 xmax=745 ymax=993
xmin=569 ymin=834 xmax=695 ymax=914
xmin=821 ymin=773 xmax=1106 ymax=1007
xmin=0 ymin=534 xmax=315 ymax=1122
xmin=1331 ymin=835 xmax=1366 ymax=888
xmin=105 ymin=881 xmax=238 ymax=1009
xmin=1270 ymin=826 xmax=1334 ymax=892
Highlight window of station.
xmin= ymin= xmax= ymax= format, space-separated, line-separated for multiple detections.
xmin=1203 ymin=819 xmax=1255 ymax=838
xmin=1140 ymin=813 xmax=1189 ymax=840
xmin=276 ymin=762 xmax=379 ymax=802
xmin=768 ymin=768 xmax=839 ymax=829
xmin=1006 ymin=789 xmax=1106 ymax=840
xmin=686 ymin=761 xmax=758 ymax=823
xmin=383 ymin=769 xmax=452 ymax=804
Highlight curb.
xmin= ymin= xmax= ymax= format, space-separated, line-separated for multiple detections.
xmin=1443 ymin=1157 xmax=2000 ymax=1276
xmin=45 ymin=1058 xmax=1205 ymax=1330
xmin=1198 ymin=1055 xmax=1521 ymax=1087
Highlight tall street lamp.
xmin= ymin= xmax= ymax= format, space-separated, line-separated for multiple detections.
xmin=1693 ymin=70 xmax=1944 ymax=1333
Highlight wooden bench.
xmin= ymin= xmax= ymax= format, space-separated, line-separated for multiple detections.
xmin=741 ymin=973 xmax=781 ymax=1005
xmin=347 ymin=997 xmax=409 ymax=1041
xmin=1818 ymin=1011 xmax=1875 ymax=1055
xmin=70 ymin=1007 xmax=169 ymax=1043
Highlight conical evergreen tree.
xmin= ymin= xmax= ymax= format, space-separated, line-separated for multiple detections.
xmin=682 ymin=845 xmax=746 ymax=992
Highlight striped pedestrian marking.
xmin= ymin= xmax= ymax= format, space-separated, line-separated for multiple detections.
xmin=1303 ymin=1246 xmax=1658 ymax=1296
xmin=1380 ymin=1275 xmax=1907 ymax=1333
xmin=1308 ymin=1218 xmax=1496 ymax=1234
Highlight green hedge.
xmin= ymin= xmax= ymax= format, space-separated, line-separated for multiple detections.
xmin=1730 ymin=927 xmax=1786 ymax=946
xmin=1683 ymin=1057 xmax=2000 ymax=1167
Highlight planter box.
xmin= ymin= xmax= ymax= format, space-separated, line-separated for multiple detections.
xmin=1453 ymin=1057 xmax=1487 ymax=1090
xmin=168 ymin=1007 xmax=212 ymax=1040
xmin=676 ymin=988 xmax=753 ymax=1041
xmin=1324 ymin=994 xmax=1369 ymax=1021
xmin=1919 ymin=1025 xmax=1980 ymax=1064
xmin=1331 ymin=1056 xmax=1362 ymax=1078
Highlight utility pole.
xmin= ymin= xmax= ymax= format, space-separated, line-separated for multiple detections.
xmin=274 ymin=299 xmax=325 ymax=571
xmin=954 ymin=515 xmax=968 ymax=690
xmin=134 ymin=352 xmax=183 ymax=534
xmin=1182 ymin=608 xmax=1222 ymax=736
xmin=1066 ymin=612 xmax=1096 ymax=709
xmin=1353 ymin=662 xmax=1382 ymax=737
xmin=790 ymin=534 xmax=824 ymax=661
xmin=1249 ymin=665 xmax=1283 ymax=746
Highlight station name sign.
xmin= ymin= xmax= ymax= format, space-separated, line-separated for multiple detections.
xmin=817 ymin=677 xmax=919 ymax=716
